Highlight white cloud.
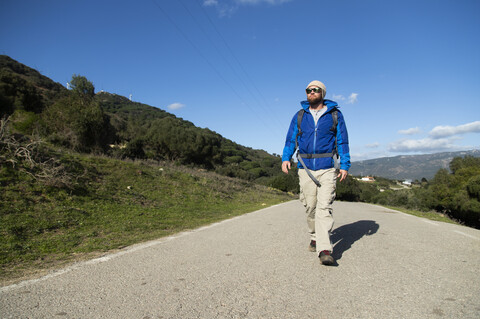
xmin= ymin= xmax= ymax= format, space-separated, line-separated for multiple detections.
xmin=331 ymin=93 xmax=358 ymax=104
xmin=237 ymin=0 xmax=292 ymax=4
xmin=398 ymin=127 xmax=421 ymax=135
xmin=347 ymin=93 xmax=358 ymax=104
xmin=167 ymin=103 xmax=185 ymax=110
xmin=388 ymin=137 xmax=462 ymax=153
xmin=203 ymin=0 xmax=218 ymax=5
xmin=365 ymin=142 xmax=380 ymax=149
xmin=429 ymin=121 xmax=480 ymax=139
xmin=207 ymin=2 xmax=238 ymax=17
xmin=205 ymin=0 xmax=292 ymax=17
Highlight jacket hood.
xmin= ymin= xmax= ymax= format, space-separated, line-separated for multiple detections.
xmin=301 ymin=99 xmax=338 ymax=112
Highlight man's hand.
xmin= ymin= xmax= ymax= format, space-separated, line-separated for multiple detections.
xmin=337 ymin=169 xmax=348 ymax=182
xmin=282 ymin=161 xmax=291 ymax=174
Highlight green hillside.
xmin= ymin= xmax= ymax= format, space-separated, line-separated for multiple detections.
xmin=0 ymin=55 xmax=298 ymax=193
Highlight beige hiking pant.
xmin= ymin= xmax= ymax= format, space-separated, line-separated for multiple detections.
xmin=298 ymin=168 xmax=336 ymax=254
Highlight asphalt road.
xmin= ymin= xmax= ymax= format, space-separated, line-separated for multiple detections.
xmin=1 ymin=200 xmax=480 ymax=319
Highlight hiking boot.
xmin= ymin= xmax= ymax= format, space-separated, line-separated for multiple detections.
xmin=308 ymin=240 xmax=316 ymax=252
xmin=319 ymin=250 xmax=334 ymax=265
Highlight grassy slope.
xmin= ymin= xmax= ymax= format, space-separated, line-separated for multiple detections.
xmin=0 ymin=152 xmax=293 ymax=285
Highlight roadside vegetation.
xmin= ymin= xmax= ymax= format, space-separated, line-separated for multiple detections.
xmin=337 ymin=157 xmax=480 ymax=228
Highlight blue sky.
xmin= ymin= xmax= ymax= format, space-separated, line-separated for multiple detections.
xmin=1 ymin=0 xmax=479 ymax=161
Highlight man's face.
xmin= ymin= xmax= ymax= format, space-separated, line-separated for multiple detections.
xmin=306 ymin=86 xmax=323 ymax=104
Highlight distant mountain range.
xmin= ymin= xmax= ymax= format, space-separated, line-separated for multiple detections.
xmin=350 ymin=150 xmax=480 ymax=181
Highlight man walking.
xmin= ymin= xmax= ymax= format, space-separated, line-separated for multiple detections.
xmin=282 ymin=80 xmax=350 ymax=265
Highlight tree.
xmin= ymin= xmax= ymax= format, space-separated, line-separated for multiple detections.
xmin=449 ymin=156 xmax=480 ymax=176
xmin=0 ymin=70 xmax=44 ymax=115
xmin=145 ymin=117 xmax=222 ymax=167
xmin=336 ymin=175 xmax=361 ymax=202
xmin=269 ymin=172 xmax=299 ymax=193
xmin=42 ymin=75 xmax=114 ymax=152
xmin=427 ymin=157 xmax=480 ymax=228
xmin=69 ymin=74 xmax=95 ymax=98
xmin=122 ymin=138 xmax=145 ymax=159
xmin=467 ymin=176 xmax=480 ymax=201
xmin=429 ymin=168 xmax=455 ymax=211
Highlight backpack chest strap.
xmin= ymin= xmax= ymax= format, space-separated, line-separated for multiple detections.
xmin=298 ymin=153 xmax=334 ymax=159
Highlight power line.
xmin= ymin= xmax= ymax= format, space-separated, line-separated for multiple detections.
xmin=178 ymin=0 xmax=267 ymax=116
xmin=195 ymin=0 xmax=286 ymax=129
xmin=150 ymin=0 xmax=277 ymax=137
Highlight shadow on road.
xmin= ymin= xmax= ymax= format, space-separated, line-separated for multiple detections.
xmin=331 ymin=220 xmax=379 ymax=262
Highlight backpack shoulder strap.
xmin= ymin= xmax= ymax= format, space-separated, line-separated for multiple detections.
xmin=295 ymin=109 xmax=305 ymax=149
xmin=297 ymin=109 xmax=305 ymax=134
xmin=331 ymin=110 xmax=338 ymax=157
xmin=330 ymin=110 xmax=338 ymax=133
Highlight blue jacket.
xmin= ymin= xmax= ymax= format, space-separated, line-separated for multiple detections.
xmin=282 ymin=99 xmax=351 ymax=171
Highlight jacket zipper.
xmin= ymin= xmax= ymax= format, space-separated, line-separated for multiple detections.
xmin=313 ymin=109 xmax=330 ymax=170
xmin=313 ymin=123 xmax=317 ymax=170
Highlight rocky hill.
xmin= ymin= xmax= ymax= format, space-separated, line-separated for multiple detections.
xmin=350 ymin=150 xmax=480 ymax=181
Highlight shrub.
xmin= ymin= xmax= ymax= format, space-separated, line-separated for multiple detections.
xmin=427 ymin=157 xmax=480 ymax=228
xmin=122 ymin=138 xmax=145 ymax=159
xmin=466 ymin=176 xmax=480 ymax=201
xmin=42 ymin=95 xmax=114 ymax=152
xmin=0 ymin=117 xmax=75 ymax=190
xmin=336 ymin=175 xmax=361 ymax=201
xmin=268 ymin=172 xmax=299 ymax=193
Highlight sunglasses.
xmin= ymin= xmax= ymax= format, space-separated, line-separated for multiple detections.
xmin=306 ymin=87 xmax=322 ymax=94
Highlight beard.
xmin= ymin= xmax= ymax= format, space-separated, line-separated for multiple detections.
xmin=307 ymin=94 xmax=323 ymax=105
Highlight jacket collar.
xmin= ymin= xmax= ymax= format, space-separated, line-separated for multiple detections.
xmin=301 ymin=99 xmax=338 ymax=113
